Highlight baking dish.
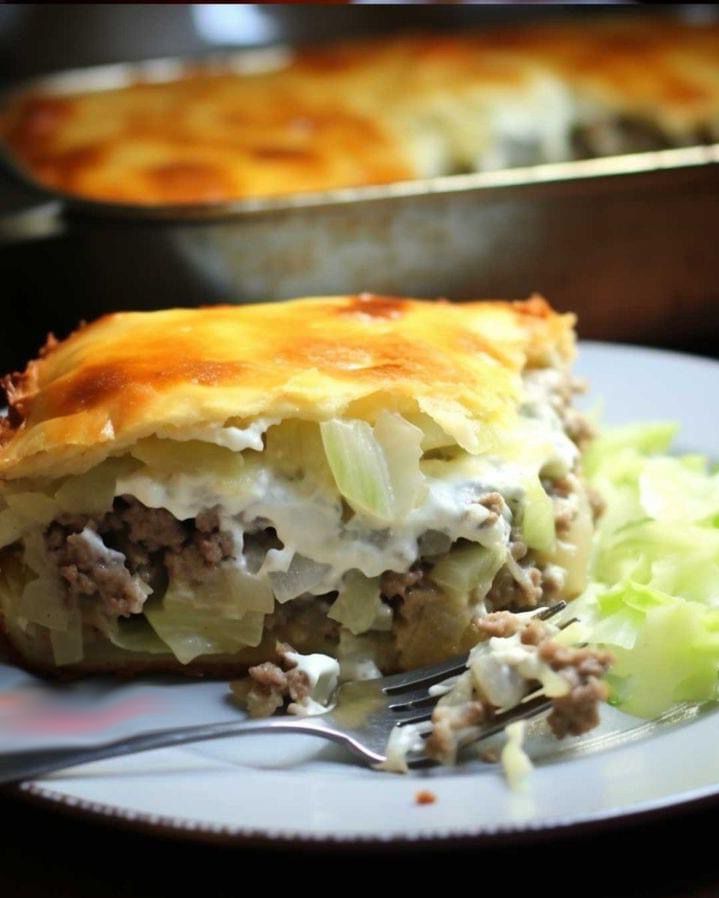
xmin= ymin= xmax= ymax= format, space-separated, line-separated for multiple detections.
xmin=0 ymin=35 xmax=717 ymax=363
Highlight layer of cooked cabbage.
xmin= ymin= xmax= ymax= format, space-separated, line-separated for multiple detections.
xmin=0 ymin=372 xmax=585 ymax=669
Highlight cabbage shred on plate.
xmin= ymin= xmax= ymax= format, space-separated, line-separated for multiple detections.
xmin=573 ymin=422 xmax=719 ymax=719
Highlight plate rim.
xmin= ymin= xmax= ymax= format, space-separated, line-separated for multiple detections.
xmin=10 ymin=777 xmax=719 ymax=850
xmin=6 ymin=340 xmax=719 ymax=848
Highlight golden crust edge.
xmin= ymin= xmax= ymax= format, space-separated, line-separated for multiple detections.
xmin=0 ymin=295 xmax=577 ymax=482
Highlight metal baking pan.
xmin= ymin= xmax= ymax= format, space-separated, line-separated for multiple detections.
xmin=0 ymin=49 xmax=718 ymax=369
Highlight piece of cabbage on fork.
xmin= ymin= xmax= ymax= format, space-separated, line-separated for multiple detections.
xmin=0 ymin=294 xmax=597 ymax=677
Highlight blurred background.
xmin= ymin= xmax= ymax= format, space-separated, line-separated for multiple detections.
xmin=0 ymin=4 xmax=661 ymax=80
xmin=0 ymin=4 xmax=717 ymax=371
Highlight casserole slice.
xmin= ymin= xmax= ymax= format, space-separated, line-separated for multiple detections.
xmin=0 ymin=295 xmax=598 ymax=677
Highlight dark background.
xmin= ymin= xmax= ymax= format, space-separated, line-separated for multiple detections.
xmin=4 ymin=783 xmax=719 ymax=897
xmin=1 ymin=5 xmax=718 ymax=894
xmin=0 ymin=4 xmax=681 ymax=80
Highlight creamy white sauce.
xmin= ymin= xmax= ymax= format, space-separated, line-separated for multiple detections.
xmin=111 ymin=371 xmax=579 ymax=605
xmin=156 ymin=418 xmax=278 ymax=452
xmin=116 ymin=456 xmax=513 ymax=593
xmin=501 ymin=720 xmax=533 ymax=790
xmin=376 ymin=723 xmax=427 ymax=774
xmin=468 ymin=624 xmax=570 ymax=701
xmin=521 ymin=369 xmax=580 ymax=475
xmin=283 ymin=650 xmax=340 ymax=717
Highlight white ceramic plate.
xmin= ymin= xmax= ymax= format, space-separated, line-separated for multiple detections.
xmin=8 ymin=342 xmax=719 ymax=846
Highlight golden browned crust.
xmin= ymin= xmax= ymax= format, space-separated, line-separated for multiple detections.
xmin=1 ymin=21 xmax=717 ymax=206
xmin=0 ymin=31 xmax=548 ymax=204
xmin=0 ymin=65 xmax=417 ymax=204
xmin=482 ymin=18 xmax=719 ymax=135
xmin=0 ymin=294 xmax=575 ymax=481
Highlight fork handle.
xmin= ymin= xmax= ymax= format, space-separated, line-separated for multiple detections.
xmin=0 ymin=716 xmax=334 ymax=787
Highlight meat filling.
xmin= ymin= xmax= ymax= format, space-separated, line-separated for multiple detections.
xmin=538 ymin=642 xmax=612 ymax=738
xmin=572 ymin=115 xmax=673 ymax=160
xmin=232 ymin=642 xmax=312 ymax=718
xmin=45 ymin=523 xmax=150 ymax=617
xmin=39 ymin=364 xmax=595 ymax=645
xmin=42 ymin=472 xmax=582 ymax=632
xmin=44 ymin=497 xmax=237 ymax=619
xmin=425 ymin=613 xmax=613 ymax=763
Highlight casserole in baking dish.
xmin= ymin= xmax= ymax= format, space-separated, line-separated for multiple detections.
xmin=1 ymin=18 xmax=717 ymax=205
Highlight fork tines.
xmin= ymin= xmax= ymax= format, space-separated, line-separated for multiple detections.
xmin=383 ymin=601 xmax=568 ymax=744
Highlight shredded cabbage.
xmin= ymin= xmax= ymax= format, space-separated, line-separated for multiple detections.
xmin=431 ymin=543 xmax=505 ymax=601
xmin=19 ymin=576 xmax=73 ymax=632
xmin=320 ymin=415 xmax=425 ymax=522
xmin=328 ymin=570 xmax=383 ymax=635
xmin=264 ymin=419 xmax=336 ymax=494
xmin=582 ymin=421 xmax=678 ymax=478
xmin=336 ymin=629 xmax=384 ymax=681
xmin=405 ymin=412 xmax=457 ymax=452
xmin=639 ymin=457 xmax=719 ymax=524
xmin=501 ymin=720 xmax=533 ymax=790
xmin=269 ymin=554 xmax=331 ymax=603
xmin=522 ymin=476 xmax=556 ymax=554
xmin=5 ymin=492 xmax=59 ymax=528
xmin=145 ymin=567 xmax=272 ymax=664
xmin=578 ymin=422 xmax=719 ymax=717
xmin=101 ymin=615 xmax=169 ymax=655
xmin=582 ymin=582 xmax=719 ymax=718
xmin=131 ymin=437 xmax=245 ymax=479
xmin=0 ymin=493 xmax=59 ymax=550
xmin=320 ymin=419 xmax=394 ymax=521
xmin=0 ymin=458 xmax=140 ymax=549
xmin=0 ymin=509 xmax=23 ymax=550
xmin=54 ymin=457 xmax=139 ymax=516
xmin=416 ymin=397 xmax=485 ymax=455
xmin=373 ymin=412 xmax=426 ymax=517
xmin=49 ymin=615 xmax=84 ymax=666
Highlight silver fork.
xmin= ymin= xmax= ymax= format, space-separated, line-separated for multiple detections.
xmin=0 ymin=603 xmax=566 ymax=784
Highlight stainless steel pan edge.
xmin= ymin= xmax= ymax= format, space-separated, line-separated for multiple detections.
xmin=2 ymin=142 xmax=718 ymax=227
xmin=2 ymin=152 xmax=716 ymax=350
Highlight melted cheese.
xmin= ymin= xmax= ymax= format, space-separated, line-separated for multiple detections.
xmin=0 ymin=295 xmax=575 ymax=481
xmin=1 ymin=21 xmax=717 ymax=206
xmin=488 ymin=18 xmax=719 ymax=138
xmin=0 ymin=36 xmax=563 ymax=205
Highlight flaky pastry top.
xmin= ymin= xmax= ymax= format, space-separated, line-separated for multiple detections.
xmin=0 ymin=295 xmax=575 ymax=480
